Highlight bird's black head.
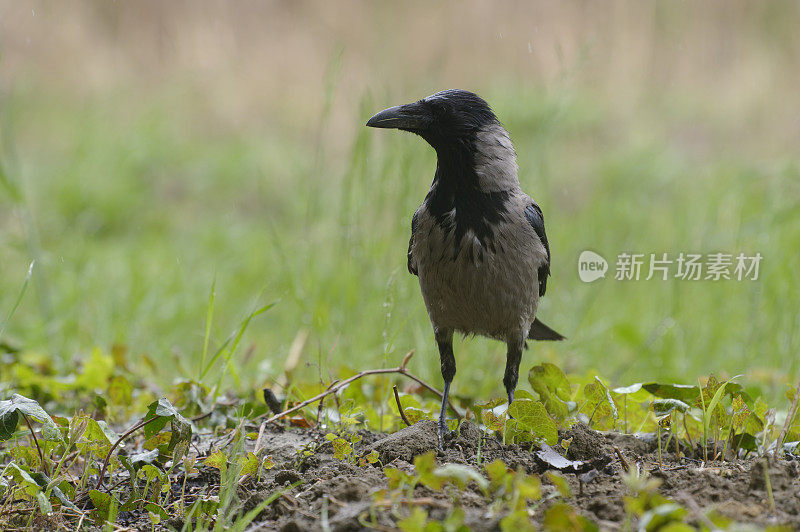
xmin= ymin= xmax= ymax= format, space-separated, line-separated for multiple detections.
xmin=366 ymin=90 xmax=499 ymax=150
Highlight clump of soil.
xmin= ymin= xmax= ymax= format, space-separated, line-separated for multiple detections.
xmin=371 ymin=419 xmax=439 ymax=463
xmin=239 ymin=422 xmax=800 ymax=531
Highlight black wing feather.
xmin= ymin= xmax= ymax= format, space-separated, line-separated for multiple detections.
xmin=524 ymin=203 xmax=550 ymax=297
xmin=408 ymin=210 xmax=419 ymax=276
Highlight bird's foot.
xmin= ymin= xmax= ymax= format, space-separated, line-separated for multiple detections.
xmin=437 ymin=420 xmax=453 ymax=451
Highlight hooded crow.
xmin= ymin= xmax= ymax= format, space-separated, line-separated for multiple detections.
xmin=367 ymin=89 xmax=564 ymax=447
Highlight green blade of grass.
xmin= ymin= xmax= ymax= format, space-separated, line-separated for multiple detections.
xmin=199 ymin=273 xmax=217 ymax=382
xmin=212 ymin=301 xmax=277 ymax=398
xmin=199 ymin=294 xmax=276 ymax=383
xmin=703 ymin=375 xmax=742 ymax=445
xmin=0 ymin=261 xmax=35 ymax=343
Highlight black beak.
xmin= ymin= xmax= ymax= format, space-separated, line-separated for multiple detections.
xmin=366 ymin=102 xmax=431 ymax=131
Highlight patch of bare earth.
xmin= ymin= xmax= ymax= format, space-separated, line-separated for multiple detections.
xmin=214 ymin=422 xmax=800 ymax=530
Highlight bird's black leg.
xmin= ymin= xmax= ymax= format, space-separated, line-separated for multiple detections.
xmin=503 ymin=337 xmax=524 ymax=407
xmin=435 ymin=327 xmax=455 ymax=450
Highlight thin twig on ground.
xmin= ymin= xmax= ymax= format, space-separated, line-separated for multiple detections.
xmin=191 ymin=411 xmax=213 ymax=423
xmin=22 ymin=414 xmax=48 ymax=477
xmin=254 ymin=350 xmax=460 ymax=453
xmin=393 ymin=385 xmax=411 ymax=427
xmin=95 ymin=416 xmax=163 ymax=489
xmin=613 ymin=446 xmax=630 ymax=472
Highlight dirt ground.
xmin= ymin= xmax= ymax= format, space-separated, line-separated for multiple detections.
xmin=186 ymin=421 xmax=800 ymax=531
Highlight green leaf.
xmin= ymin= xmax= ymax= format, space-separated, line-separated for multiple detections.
xmin=398 ymin=507 xmax=430 ymax=532
xmin=514 ymin=389 xmax=537 ymax=401
xmin=50 ymin=482 xmax=79 ymax=511
xmin=10 ymin=444 xmax=40 ymax=469
xmin=144 ymin=501 xmax=169 ymax=523
xmin=403 ymin=406 xmax=430 ymax=424
xmin=0 ymin=394 xmax=59 ymax=441
xmin=613 ymin=383 xmax=643 ymax=394
xmin=41 ymin=422 xmax=62 ymax=442
xmin=89 ymin=419 xmax=118 ymax=443
xmin=153 ymin=397 xmax=180 ymax=418
xmin=0 ymin=406 xmax=18 ymax=440
xmin=638 ymin=503 xmax=688 ymax=530
xmin=189 ymin=496 xmax=220 ymax=519
xmin=131 ymin=449 xmax=160 ymax=467
xmin=642 ymin=383 xmax=699 ymax=402
xmin=144 ymin=398 xmax=192 ymax=450
xmin=414 ymin=451 xmax=444 ymax=490
xmin=652 ymin=399 xmax=690 ymax=417
xmin=514 ymin=472 xmax=542 ymax=502
xmin=500 ymin=509 xmax=536 ymax=532
xmin=330 ymin=437 xmax=353 ymax=460
xmin=753 ymin=396 xmax=769 ymax=419
xmin=172 ymin=439 xmax=189 ymax=463
xmin=528 ymin=363 xmax=572 ymax=421
xmin=433 ymin=463 xmax=489 ymax=492
xmin=118 ymin=493 xmax=140 ymax=513
xmin=504 ymin=423 xmax=534 ymax=444
xmin=594 ymin=377 xmax=618 ymax=419
xmin=137 ymin=463 xmax=163 ymax=483
xmin=239 ymin=452 xmax=260 ymax=476
xmin=543 ymin=503 xmax=598 ymax=531
xmin=731 ymin=395 xmax=751 ymax=431
xmin=384 ymin=467 xmax=415 ymax=490
xmin=481 ymin=408 xmax=505 ymax=432
xmin=508 ymin=399 xmax=558 ymax=445
xmin=695 ymin=375 xmax=723 ymax=424
xmin=583 ymin=378 xmax=619 ymax=427
xmin=545 ymin=471 xmax=572 ymax=498
xmin=703 ymin=376 xmax=741 ymax=433
xmin=36 ymin=491 xmax=52 ymax=515
xmin=5 ymin=394 xmax=53 ymax=426
xmin=143 ymin=418 xmax=169 ymax=440
xmin=204 ymin=450 xmax=228 ymax=471
xmin=117 ymin=456 xmax=136 ymax=484
xmin=474 ymin=397 xmax=507 ymax=409
xmin=732 ymin=432 xmax=758 ymax=452
xmin=7 ymin=462 xmax=40 ymax=496
xmin=78 ymin=418 xmax=115 ymax=459
xmin=485 ymin=459 xmax=510 ymax=491
xmin=88 ymin=489 xmax=117 ymax=524
xmin=441 ymin=507 xmax=468 ymax=532
xmin=169 ymin=415 xmax=192 ymax=451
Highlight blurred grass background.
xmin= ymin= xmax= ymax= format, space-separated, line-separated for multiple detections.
xmin=0 ymin=1 xmax=798 ymax=402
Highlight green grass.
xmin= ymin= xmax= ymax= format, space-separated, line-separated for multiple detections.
xmin=1 ymin=80 xmax=798 ymax=404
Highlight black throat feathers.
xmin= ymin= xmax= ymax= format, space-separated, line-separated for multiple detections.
xmin=425 ymin=140 xmax=511 ymax=261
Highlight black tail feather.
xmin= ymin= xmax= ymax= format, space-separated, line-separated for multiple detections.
xmin=528 ymin=318 xmax=565 ymax=341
